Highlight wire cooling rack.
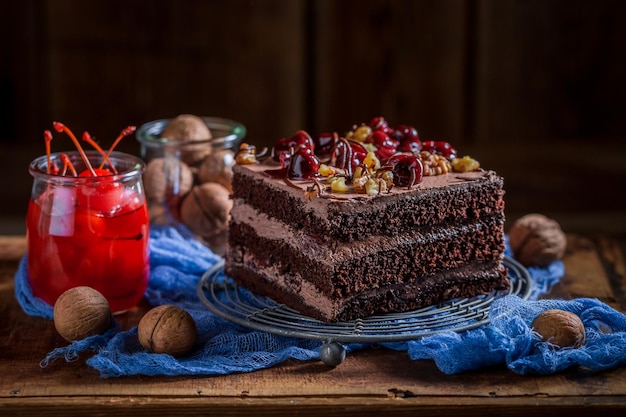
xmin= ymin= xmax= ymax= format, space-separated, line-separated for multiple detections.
xmin=197 ymin=257 xmax=532 ymax=366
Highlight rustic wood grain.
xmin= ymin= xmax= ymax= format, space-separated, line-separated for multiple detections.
xmin=313 ymin=0 xmax=471 ymax=142
xmin=1 ymin=234 xmax=625 ymax=416
xmin=43 ymin=0 xmax=306 ymax=150
xmin=473 ymin=0 xmax=626 ymax=146
xmin=2 ymin=1 xmax=626 ymax=237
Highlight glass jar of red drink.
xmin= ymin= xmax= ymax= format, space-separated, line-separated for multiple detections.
xmin=27 ymin=150 xmax=150 ymax=313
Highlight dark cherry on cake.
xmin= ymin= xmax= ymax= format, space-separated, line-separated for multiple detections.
xmin=382 ymin=154 xmax=423 ymax=187
xmin=227 ymin=117 xmax=507 ymax=322
xmin=259 ymin=116 xmax=462 ymax=192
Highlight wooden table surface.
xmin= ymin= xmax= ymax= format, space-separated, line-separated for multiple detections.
xmin=1 ymin=234 xmax=625 ymax=416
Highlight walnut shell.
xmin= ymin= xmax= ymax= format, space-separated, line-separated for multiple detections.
xmin=179 ymin=182 xmax=233 ymax=249
xmin=143 ymin=157 xmax=194 ymax=203
xmin=197 ymin=149 xmax=235 ymax=192
xmin=160 ymin=114 xmax=212 ymax=141
xmin=53 ymin=286 xmax=112 ymax=342
xmin=161 ymin=114 xmax=213 ymax=166
xmin=531 ymin=309 xmax=586 ymax=349
xmin=137 ymin=305 xmax=197 ymax=357
xmin=508 ymin=213 xmax=567 ymax=267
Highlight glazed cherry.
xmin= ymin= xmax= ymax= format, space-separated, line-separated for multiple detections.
xmin=384 ymin=154 xmax=423 ymax=187
xmin=369 ymin=117 xmax=393 ymax=135
xmin=398 ymin=139 xmax=422 ymax=154
xmin=422 ymin=140 xmax=457 ymax=159
xmin=370 ymin=130 xmax=399 ymax=160
xmin=287 ymin=145 xmax=320 ymax=180
xmin=76 ymin=178 xmax=126 ymax=215
xmin=393 ymin=125 xmax=422 ymax=153
xmin=271 ymin=130 xmax=315 ymax=163
xmin=371 ymin=130 xmax=399 ymax=148
xmin=79 ymin=168 xmax=113 ymax=177
xmin=271 ymin=138 xmax=294 ymax=164
xmin=313 ymin=132 xmax=338 ymax=162
xmin=349 ymin=142 xmax=368 ymax=171
xmin=292 ymin=130 xmax=315 ymax=149
xmin=331 ymin=139 xmax=367 ymax=176
xmin=391 ymin=125 xmax=419 ymax=141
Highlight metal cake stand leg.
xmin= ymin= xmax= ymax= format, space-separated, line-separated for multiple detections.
xmin=319 ymin=341 xmax=346 ymax=367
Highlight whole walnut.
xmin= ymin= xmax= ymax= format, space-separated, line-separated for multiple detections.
xmin=137 ymin=305 xmax=197 ymax=357
xmin=198 ymin=149 xmax=235 ymax=192
xmin=53 ymin=286 xmax=112 ymax=342
xmin=531 ymin=309 xmax=586 ymax=349
xmin=143 ymin=157 xmax=194 ymax=203
xmin=160 ymin=114 xmax=213 ymax=166
xmin=179 ymin=183 xmax=233 ymax=251
xmin=508 ymin=213 xmax=566 ymax=267
xmin=160 ymin=114 xmax=212 ymax=141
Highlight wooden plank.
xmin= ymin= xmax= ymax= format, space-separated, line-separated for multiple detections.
xmin=4 ymin=347 xmax=624 ymax=399
xmin=312 ymin=0 xmax=470 ymax=142
xmin=2 ymin=396 xmax=626 ymax=417
xmin=4 ymin=1 xmax=626 ymax=238
xmin=0 ymin=236 xmax=27 ymax=261
xmin=473 ymin=0 xmax=626 ymax=145
xmin=44 ymin=0 xmax=307 ymax=151
xmin=597 ymin=236 xmax=626 ymax=311
xmin=1 ymin=234 xmax=626 ymax=417
xmin=459 ymin=140 xmax=626 ymax=236
xmin=0 ymin=0 xmax=49 ymax=145
xmin=555 ymin=235 xmax=617 ymax=304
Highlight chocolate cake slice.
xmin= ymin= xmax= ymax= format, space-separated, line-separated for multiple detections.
xmin=225 ymin=118 xmax=509 ymax=322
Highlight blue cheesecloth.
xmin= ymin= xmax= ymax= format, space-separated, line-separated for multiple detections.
xmin=13 ymin=226 xmax=626 ymax=377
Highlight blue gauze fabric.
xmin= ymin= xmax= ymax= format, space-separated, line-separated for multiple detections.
xmin=13 ymin=226 xmax=626 ymax=377
xmin=407 ymin=296 xmax=626 ymax=374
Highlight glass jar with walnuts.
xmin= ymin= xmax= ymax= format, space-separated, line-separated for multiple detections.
xmin=136 ymin=115 xmax=246 ymax=254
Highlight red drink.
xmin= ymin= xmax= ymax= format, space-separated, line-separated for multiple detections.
xmin=27 ymin=150 xmax=150 ymax=313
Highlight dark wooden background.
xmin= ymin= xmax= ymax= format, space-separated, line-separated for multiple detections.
xmin=1 ymin=0 xmax=625 ymax=236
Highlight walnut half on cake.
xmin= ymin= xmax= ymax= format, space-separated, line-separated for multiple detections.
xmin=224 ymin=117 xmax=509 ymax=322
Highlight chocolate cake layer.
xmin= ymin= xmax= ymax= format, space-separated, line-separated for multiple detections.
xmin=226 ymin=260 xmax=508 ymax=322
xmin=231 ymin=164 xmax=504 ymax=243
xmin=228 ymin=203 xmax=505 ymax=297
